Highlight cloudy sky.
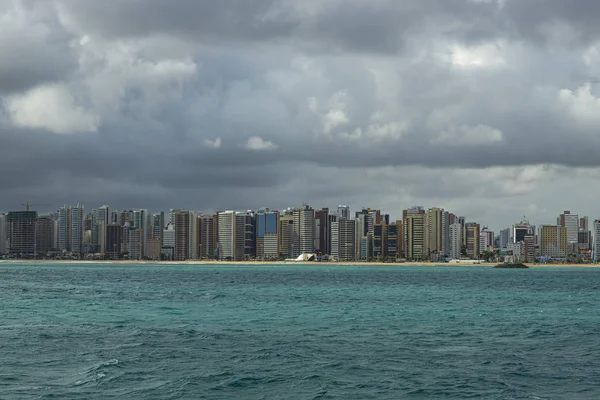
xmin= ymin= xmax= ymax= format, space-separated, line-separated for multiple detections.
xmin=2 ymin=0 xmax=600 ymax=230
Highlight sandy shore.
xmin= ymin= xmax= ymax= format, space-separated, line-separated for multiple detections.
xmin=0 ymin=260 xmax=598 ymax=267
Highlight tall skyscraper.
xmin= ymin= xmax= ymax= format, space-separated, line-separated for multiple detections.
xmin=35 ymin=215 xmax=53 ymax=254
xmin=315 ymin=208 xmax=329 ymax=255
xmin=499 ymin=228 xmax=510 ymax=249
xmin=373 ymin=223 xmax=385 ymax=259
xmin=217 ymin=211 xmax=238 ymax=260
xmin=559 ymin=211 xmax=579 ymax=244
xmin=279 ymin=214 xmax=294 ymax=258
xmin=162 ymin=223 xmax=175 ymax=260
xmin=449 ymin=223 xmax=462 ymax=259
xmin=386 ymin=222 xmax=399 ymax=259
xmin=127 ymin=227 xmax=143 ymax=260
xmin=337 ymin=205 xmax=350 ymax=220
xmin=200 ymin=214 xmax=216 ymax=259
xmin=106 ymin=224 xmax=123 ymax=258
xmin=465 ymin=223 xmax=481 ymax=259
xmin=71 ymin=204 xmax=84 ymax=254
xmin=256 ymin=209 xmax=279 ymax=259
xmin=58 ymin=205 xmax=72 ymax=251
xmin=331 ymin=219 xmax=355 ymax=261
xmin=405 ymin=214 xmax=425 ymax=261
xmin=293 ymin=204 xmax=315 ymax=257
xmin=174 ymin=210 xmax=198 ymax=261
xmin=426 ymin=207 xmax=444 ymax=259
xmin=93 ymin=205 xmax=110 ymax=253
xmin=7 ymin=210 xmax=37 ymax=255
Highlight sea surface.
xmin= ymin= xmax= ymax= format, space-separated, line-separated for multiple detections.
xmin=1 ymin=263 xmax=599 ymax=399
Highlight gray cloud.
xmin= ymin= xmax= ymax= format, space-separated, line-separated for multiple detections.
xmin=2 ymin=0 xmax=600 ymax=230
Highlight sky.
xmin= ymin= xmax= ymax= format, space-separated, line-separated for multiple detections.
xmin=2 ymin=0 xmax=600 ymax=231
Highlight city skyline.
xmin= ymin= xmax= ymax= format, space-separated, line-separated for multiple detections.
xmin=1 ymin=201 xmax=596 ymax=263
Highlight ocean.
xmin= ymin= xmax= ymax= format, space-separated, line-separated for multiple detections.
xmin=1 ymin=263 xmax=599 ymax=399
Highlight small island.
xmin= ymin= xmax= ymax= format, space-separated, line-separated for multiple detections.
xmin=494 ymin=263 xmax=529 ymax=268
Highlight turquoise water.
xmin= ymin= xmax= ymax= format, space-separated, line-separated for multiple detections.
xmin=1 ymin=263 xmax=599 ymax=399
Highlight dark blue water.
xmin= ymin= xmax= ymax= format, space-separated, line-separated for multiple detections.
xmin=1 ymin=263 xmax=599 ymax=399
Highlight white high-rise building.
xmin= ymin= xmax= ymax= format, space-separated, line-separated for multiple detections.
xmin=293 ymin=205 xmax=315 ymax=257
xmin=331 ymin=219 xmax=356 ymax=261
xmin=0 ymin=213 xmax=6 ymax=255
xmin=561 ymin=211 xmax=579 ymax=244
xmin=449 ymin=223 xmax=462 ymax=259
xmin=217 ymin=211 xmax=236 ymax=260
xmin=339 ymin=219 xmax=355 ymax=261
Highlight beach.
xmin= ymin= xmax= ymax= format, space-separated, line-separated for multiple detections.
xmin=0 ymin=259 xmax=597 ymax=267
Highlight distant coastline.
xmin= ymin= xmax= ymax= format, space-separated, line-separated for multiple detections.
xmin=0 ymin=260 xmax=598 ymax=268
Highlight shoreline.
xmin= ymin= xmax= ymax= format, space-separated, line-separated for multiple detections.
xmin=0 ymin=260 xmax=598 ymax=268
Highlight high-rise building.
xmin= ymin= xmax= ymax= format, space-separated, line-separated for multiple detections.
xmin=449 ymin=223 xmax=462 ymax=259
xmin=256 ymin=209 xmax=279 ymax=259
xmin=513 ymin=221 xmax=532 ymax=243
xmin=162 ymin=223 xmax=175 ymax=260
xmin=426 ymin=207 xmax=444 ymax=260
xmin=397 ymin=219 xmax=405 ymax=258
xmin=217 ymin=211 xmax=237 ymax=260
xmin=458 ymin=216 xmax=466 ymax=246
xmin=106 ymin=224 xmax=123 ymax=258
xmin=174 ymin=210 xmax=198 ymax=261
xmin=386 ymin=222 xmax=399 ymax=259
xmin=293 ymin=204 xmax=315 ymax=257
xmin=71 ymin=204 xmax=84 ymax=254
xmin=35 ymin=215 xmax=53 ymax=254
xmin=127 ymin=227 xmax=143 ymax=260
xmin=578 ymin=229 xmax=591 ymax=251
xmin=354 ymin=212 xmax=372 ymax=260
xmin=337 ymin=205 xmax=350 ymax=221
xmin=0 ymin=213 xmax=7 ymax=255
xmin=524 ymin=234 xmax=536 ymax=262
xmin=540 ymin=225 xmax=567 ymax=259
xmin=499 ymin=228 xmax=510 ymax=249
xmin=373 ymin=223 xmax=385 ymax=259
xmin=405 ymin=214 xmax=425 ymax=261
xmin=93 ymin=205 xmax=110 ymax=253
xmin=465 ymin=223 xmax=480 ymax=259
xmin=442 ymin=211 xmax=450 ymax=257
xmin=337 ymin=219 xmax=356 ymax=261
xmin=480 ymin=230 xmax=494 ymax=252
xmin=152 ymin=212 xmax=165 ymax=240
xmin=241 ymin=212 xmax=256 ymax=259
xmin=7 ymin=210 xmax=37 ymax=255
xmin=58 ymin=205 xmax=72 ymax=251
xmin=315 ymin=208 xmax=329 ymax=255
xmin=580 ymin=216 xmax=589 ymax=231
xmin=594 ymin=220 xmax=600 ymax=262
xmin=279 ymin=214 xmax=294 ymax=258
xmin=119 ymin=210 xmax=134 ymax=227
xmin=200 ymin=215 xmax=216 ymax=259
xmin=559 ymin=211 xmax=579 ymax=244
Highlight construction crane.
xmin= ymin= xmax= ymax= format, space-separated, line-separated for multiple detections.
xmin=20 ymin=203 xmax=50 ymax=211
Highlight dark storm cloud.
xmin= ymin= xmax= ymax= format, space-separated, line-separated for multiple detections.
xmin=3 ymin=0 xmax=600 ymax=228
